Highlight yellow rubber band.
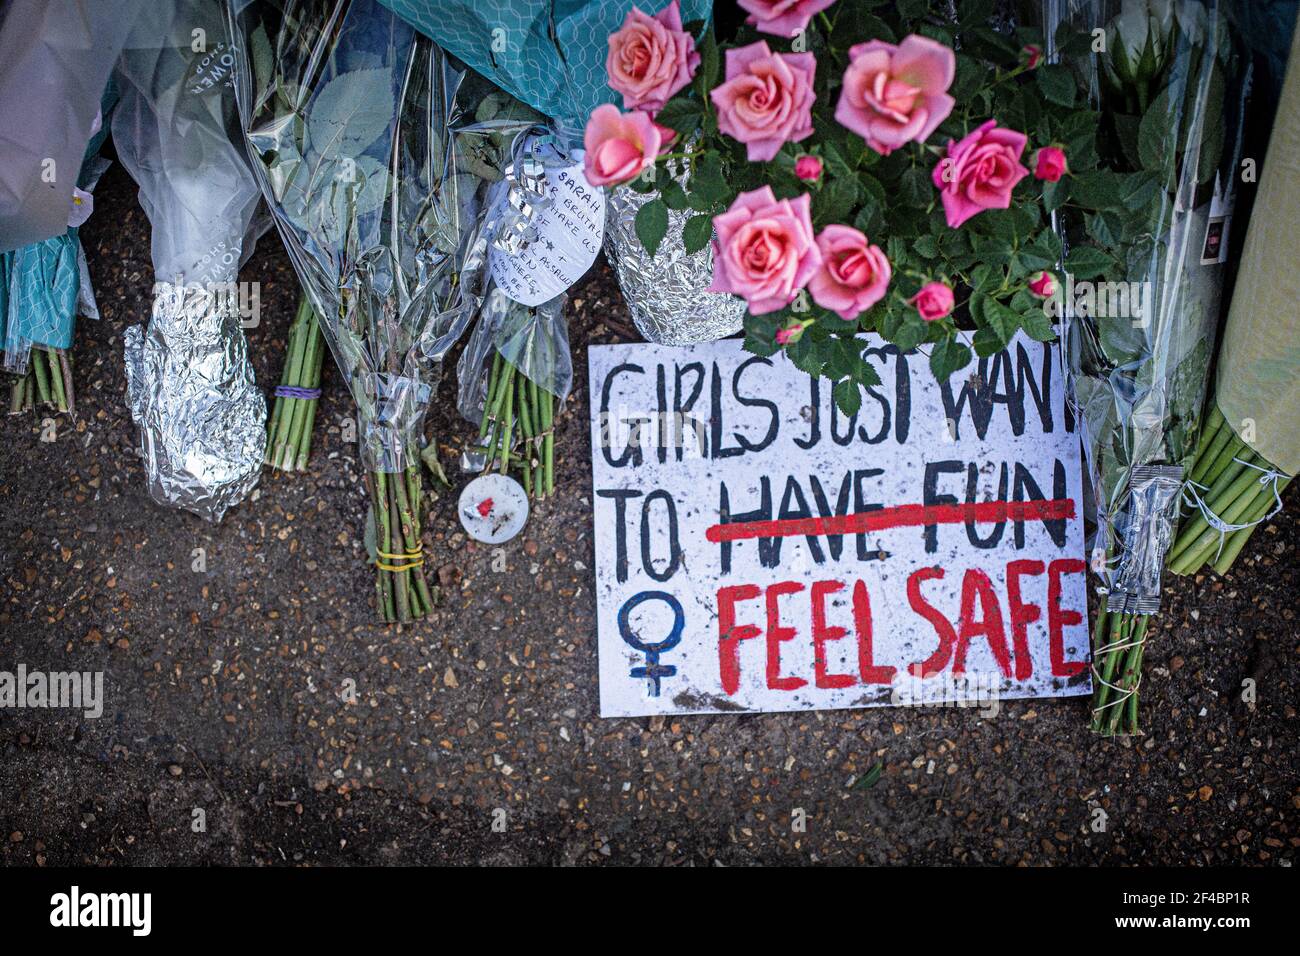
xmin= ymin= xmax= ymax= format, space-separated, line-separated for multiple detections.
xmin=377 ymin=559 xmax=423 ymax=572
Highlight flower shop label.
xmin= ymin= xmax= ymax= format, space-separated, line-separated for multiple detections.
xmin=588 ymin=334 xmax=1091 ymax=717
xmin=490 ymin=157 xmax=604 ymax=307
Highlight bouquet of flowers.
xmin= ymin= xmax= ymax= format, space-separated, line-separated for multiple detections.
xmin=1168 ymin=12 xmax=1300 ymax=578
xmin=229 ymin=0 xmax=505 ymax=621
xmin=585 ymin=0 xmax=1137 ymax=409
xmin=114 ymin=0 xmax=269 ymax=522
xmin=1042 ymin=0 xmax=1245 ymax=734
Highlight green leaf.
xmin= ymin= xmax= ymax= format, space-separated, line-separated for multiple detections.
xmin=659 ymin=178 xmax=689 ymax=210
xmin=655 ymin=98 xmax=703 ymax=139
xmin=635 ymin=199 xmax=669 ymax=258
xmin=851 ymin=759 xmax=884 ymax=792
xmin=1064 ymin=245 xmax=1115 ymax=280
xmin=1119 ymin=170 xmax=1162 ymax=209
xmin=1042 ymin=176 xmax=1069 ymax=213
xmin=307 ymin=68 xmax=393 ymax=158
xmin=1137 ymin=88 xmax=1175 ymax=177
xmin=833 ymin=378 xmax=863 ymax=417
xmin=698 ymin=29 xmax=721 ymax=92
xmin=682 ymin=214 xmax=713 ymax=255
xmin=898 ymin=167 xmax=932 ymax=207
xmin=1019 ymin=229 xmax=1062 ymax=272
xmin=1020 ymin=306 xmax=1057 ymax=342
xmin=1035 ymin=65 xmax=1075 ymax=107
xmin=930 ymin=336 xmax=973 ymax=380
xmin=813 ymin=175 xmax=859 ymax=226
xmin=981 ymin=297 xmax=1021 ymax=346
xmin=1070 ymin=169 xmax=1125 ymax=209
xmin=690 ymin=154 xmax=731 ymax=204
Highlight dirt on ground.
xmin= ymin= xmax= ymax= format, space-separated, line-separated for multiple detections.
xmin=1 ymin=162 xmax=1296 ymax=866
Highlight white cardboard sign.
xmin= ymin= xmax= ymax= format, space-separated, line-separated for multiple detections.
xmin=588 ymin=333 xmax=1091 ymax=717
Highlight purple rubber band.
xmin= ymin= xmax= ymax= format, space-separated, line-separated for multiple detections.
xmin=274 ymin=385 xmax=321 ymax=400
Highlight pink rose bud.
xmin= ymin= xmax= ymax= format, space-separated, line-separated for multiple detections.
xmin=910 ymin=281 xmax=954 ymax=321
xmin=1023 ymin=44 xmax=1042 ymax=69
xmin=835 ymin=35 xmax=956 ymax=156
xmin=808 ymin=224 xmax=892 ymax=320
xmin=1034 ymin=145 xmax=1069 ymax=182
xmin=932 ymin=119 xmax=1030 ymax=228
xmin=794 ymin=154 xmax=823 ymax=182
xmin=738 ymin=0 xmax=838 ymax=39
xmin=709 ymin=186 xmax=822 ymax=315
xmin=583 ymin=104 xmax=663 ymax=187
xmin=710 ymin=41 xmax=816 ymax=162
xmin=1028 ymin=271 xmax=1057 ymax=298
xmin=606 ymin=1 xmax=700 ymax=112
xmin=776 ymin=319 xmax=812 ymax=345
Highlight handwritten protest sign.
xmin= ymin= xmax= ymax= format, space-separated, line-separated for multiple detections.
xmin=588 ymin=333 xmax=1090 ymax=717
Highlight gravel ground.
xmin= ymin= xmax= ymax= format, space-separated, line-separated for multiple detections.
xmin=1 ymin=162 xmax=1296 ymax=866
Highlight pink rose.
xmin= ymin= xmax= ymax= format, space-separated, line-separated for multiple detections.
xmin=931 ymin=119 xmax=1030 ymax=228
xmin=1023 ymin=44 xmax=1043 ymax=69
xmin=1034 ymin=145 xmax=1069 ymax=182
xmin=1028 ymin=271 xmax=1057 ymax=298
xmin=710 ymin=41 xmax=815 ymax=162
xmin=835 ymin=35 xmax=956 ymax=156
xmin=583 ymin=104 xmax=663 ymax=187
xmin=794 ymin=154 xmax=823 ymax=182
xmin=910 ymin=281 xmax=954 ymax=321
xmin=808 ymin=225 xmax=891 ymax=320
xmin=709 ymin=186 xmax=822 ymax=315
xmin=776 ymin=319 xmax=812 ymax=345
xmin=606 ymin=2 xmax=700 ymax=112
xmin=737 ymin=0 xmax=837 ymax=38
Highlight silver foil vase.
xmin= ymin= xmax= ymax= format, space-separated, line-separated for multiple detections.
xmin=604 ymin=183 xmax=746 ymax=346
xmin=124 ymin=281 xmax=266 ymax=522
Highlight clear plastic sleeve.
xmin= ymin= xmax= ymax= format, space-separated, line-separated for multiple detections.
xmin=1044 ymin=0 xmax=1244 ymax=611
xmin=229 ymin=0 xmax=514 ymax=473
xmin=113 ymin=0 xmax=268 ymax=521
xmin=0 ymin=0 xmax=140 ymax=252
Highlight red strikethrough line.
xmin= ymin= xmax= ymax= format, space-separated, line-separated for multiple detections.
xmin=704 ymin=498 xmax=1076 ymax=544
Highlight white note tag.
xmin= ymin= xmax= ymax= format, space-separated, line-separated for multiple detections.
xmin=490 ymin=154 xmax=605 ymax=307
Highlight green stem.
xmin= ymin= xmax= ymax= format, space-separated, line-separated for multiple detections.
xmin=541 ymin=386 xmax=555 ymax=497
xmin=45 ymin=350 xmax=67 ymax=412
xmin=497 ymin=361 xmax=516 ymax=476
xmin=368 ymin=472 xmax=395 ymax=622
xmin=393 ymin=462 xmax=433 ymax=617
xmin=1212 ymin=477 xmax=1289 ymax=575
xmin=1189 ymin=405 xmax=1228 ymax=485
xmin=1170 ymin=463 xmax=1268 ymax=574
xmin=31 ymin=351 xmax=51 ymax=405
xmin=386 ymin=473 xmax=410 ymax=623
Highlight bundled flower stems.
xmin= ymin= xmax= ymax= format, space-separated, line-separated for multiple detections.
xmin=1040 ymin=0 xmax=1244 ymax=735
xmin=475 ymin=351 xmax=556 ymax=499
xmin=231 ymin=0 xmax=517 ymax=621
xmin=7 ymin=347 xmax=74 ymax=416
xmin=1169 ymin=407 xmax=1291 ymax=575
xmin=266 ymin=295 xmax=326 ymax=471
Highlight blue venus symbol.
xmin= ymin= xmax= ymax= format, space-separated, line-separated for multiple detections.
xmin=617 ymin=591 xmax=684 ymax=697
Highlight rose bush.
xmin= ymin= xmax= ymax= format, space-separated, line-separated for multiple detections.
xmin=592 ymin=0 xmax=1139 ymax=412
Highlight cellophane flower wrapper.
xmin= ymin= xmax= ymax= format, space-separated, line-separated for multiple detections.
xmin=1044 ymin=0 xmax=1246 ymax=614
xmin=113 ymin=0 xmax=268 ymax=522
xmin=375 ymin=0 xmax=714 ymax=136
xmin=451 ymin=121 xmax=579 ymax=434
xmin=229 ymin=0 xmax=496 ymax=475
xmin=229 ymin=0 xmax=528 ymax=618
xmin=0 ymin=0 xmax=139 ymax=253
